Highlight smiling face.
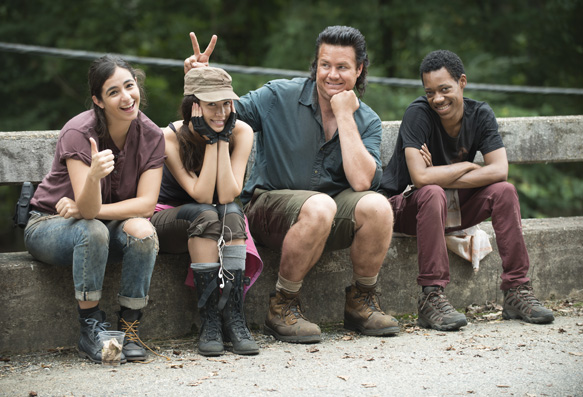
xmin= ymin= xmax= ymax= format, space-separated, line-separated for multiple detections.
xmin=92 ymin=66 xmax=140 ymax=126
xmin=423 ymin=67 xmax=466 ymax=125
xmin=199 ymin=99 xmax=232 ymax=132
xmin=315 ymin=43 xmax=363 ymax=103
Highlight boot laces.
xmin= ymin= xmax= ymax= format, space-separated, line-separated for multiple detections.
xmin=120 ymin=318 xmax=140 ymax=343
xmin=283 ymin=296 xmax=308 ymax=320
xmin=83 ymin=318 xmax=110 ymax=337
xmin=230 ymin=317 xmax=252 ymax=339
xmin=421 ymin=290 xmax=456 ymax=314
xmin=204 ymin=312 xmax=222 ymax=339
xmin=358 ymin=288 xmax=382 ymax=312
xmin=118 ymin=317 xmax=171 ymax=362
xmin=512 ymin=284 xmax=542 ymax=307
xmin=225 ymin=287 xmax=252 ymax=339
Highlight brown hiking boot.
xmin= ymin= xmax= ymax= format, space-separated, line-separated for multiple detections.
xmin=344 ymin=282 xmax=399 ymax=336
xmin=503 ymin=281 xmax=554 ymax=324
xmin=264 ymin=290 xmax=321 ymax=343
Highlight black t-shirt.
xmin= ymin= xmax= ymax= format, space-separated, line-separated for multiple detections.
xmin=379 ymin=96 xmax=504 ymax=197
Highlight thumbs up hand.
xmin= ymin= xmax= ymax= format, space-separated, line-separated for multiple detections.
xmin=89 ymin=137 xmax=115 ymax=180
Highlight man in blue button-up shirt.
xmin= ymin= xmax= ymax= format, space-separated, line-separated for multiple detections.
xmin=185 ymin=26 xmax=397 ymax=344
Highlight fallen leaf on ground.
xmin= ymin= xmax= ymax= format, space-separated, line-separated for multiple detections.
xmin=207 ymin=358 xmax=229 ymax=364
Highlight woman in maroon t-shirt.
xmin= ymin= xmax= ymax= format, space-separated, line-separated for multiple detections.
xmin=25 ymin=55 xmax=165 ymax=364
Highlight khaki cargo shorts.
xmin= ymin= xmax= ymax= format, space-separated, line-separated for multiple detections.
xmin=244 ymin=188 xmax=375 ymax=252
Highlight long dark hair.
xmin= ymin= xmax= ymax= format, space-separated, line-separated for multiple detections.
xmin=309 ymin=26 xmax=369 ymax=97
xmin=176 ymin=95 xmax=235 ymax=175
xmin=88 ymin=54 xmax=146 ymax=139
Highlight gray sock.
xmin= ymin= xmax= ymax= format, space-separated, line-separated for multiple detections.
xmin=191 ymin=262 xmax=220 ymax=271
xmin=222 ymin=244 xmax=246 ymax=271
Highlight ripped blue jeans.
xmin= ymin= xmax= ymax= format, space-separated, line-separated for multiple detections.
xmin=24 ymin=212 xmax=158 ymax=309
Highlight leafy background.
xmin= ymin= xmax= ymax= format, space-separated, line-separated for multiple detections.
xmin=1 ymin=0 xmax=582 ymax=251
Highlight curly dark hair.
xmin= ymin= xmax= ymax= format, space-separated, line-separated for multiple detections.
xmin=419 ymin=50 xmax=465 ymax=84
xmin=309 ymin=25 xmax=369 ymax=97
xmin=175 ymin=95 xmax=235 ymax=175
xmin=88 ymin=54 xmax=146 ymax=140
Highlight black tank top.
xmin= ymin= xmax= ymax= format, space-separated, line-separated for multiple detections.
xmin=157 ymin=123 xmax=218 ymax=205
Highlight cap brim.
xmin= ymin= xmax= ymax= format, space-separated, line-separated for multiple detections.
xmin=195 ymin=89 xmax=240 ymax=102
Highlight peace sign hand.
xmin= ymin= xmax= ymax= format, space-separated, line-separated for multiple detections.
xmin=184 ymin=32 xmax=218 ymax=74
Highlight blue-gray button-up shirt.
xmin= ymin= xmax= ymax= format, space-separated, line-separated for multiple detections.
xmin=236 ymin=77 xmax=383 ymax=205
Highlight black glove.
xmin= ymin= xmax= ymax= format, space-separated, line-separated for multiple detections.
xmin=190 ymin=116 xmax=218 ymax=144
xmin=217 ymin=112 xmax=237 ymax=142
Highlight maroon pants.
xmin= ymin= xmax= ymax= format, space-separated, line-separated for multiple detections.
xmin=389 ymin=182 xmax=529 ymax=290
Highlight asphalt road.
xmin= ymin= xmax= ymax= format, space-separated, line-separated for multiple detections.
xmin=1 ymin=314 xmax=582 ymax=396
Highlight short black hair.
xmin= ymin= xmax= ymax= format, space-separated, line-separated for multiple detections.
xmin=419 ymin=50 xmax=465 ymax=84
xmin=309 ymin=25 xmax=369 ymax=97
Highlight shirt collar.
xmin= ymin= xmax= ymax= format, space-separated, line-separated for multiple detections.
xmin=299 ymin=78 xmax=318 ymax=110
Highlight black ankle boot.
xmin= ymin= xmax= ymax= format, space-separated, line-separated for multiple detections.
xmin=193 ymin=267 xmax=224 ymax=356
xmin=219 ymin=270 xmax=259 ymax=355
xmin=78 ymin=310 xmax=126 ymax=363
xmin=118 ymin=309 xmax=147 ymax=361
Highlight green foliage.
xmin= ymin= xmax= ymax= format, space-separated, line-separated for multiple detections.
xmin=0 ymin=0 xmax=582 ymax=252
xmin=509 ymin=163 xmax=583 ymax=219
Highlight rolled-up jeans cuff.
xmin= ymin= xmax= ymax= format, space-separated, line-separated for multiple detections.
xmin=118 ymin=294 xmax=149 ymax=310
xmin=75 ymin=290 xmax=102 ymax=302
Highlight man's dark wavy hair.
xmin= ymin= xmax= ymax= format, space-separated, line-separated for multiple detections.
xmin=419 ymin=50 xmax=465 ymax=84
xmin=309 ymin=25 xmax=369 ymax=97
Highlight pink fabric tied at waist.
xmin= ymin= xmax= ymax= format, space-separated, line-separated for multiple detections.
xmin=154 ymin=203 xmax=263 ymax=298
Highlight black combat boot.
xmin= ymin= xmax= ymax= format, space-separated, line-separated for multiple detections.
xmin=192 ymin=264 xmax=224 ymax=356
xmin=78 ymin=310 xmax=126 ymax=363
xmin=219 ymin=269 xmax=259 ymax=355
xmin=118 ymin=308 xmax=147 ymax=361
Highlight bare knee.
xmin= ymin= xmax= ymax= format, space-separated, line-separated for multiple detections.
xmin=123 ymin=218 xmax=156 ymax=239
xmin=355 ymin=193 xmax=393 ymax=230
xmin=298 ymin=194 xmax=337 ymax=230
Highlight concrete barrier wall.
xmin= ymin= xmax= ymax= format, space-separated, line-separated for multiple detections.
xmin=1 ymin=115 xmax=582 ymax=184
xmin=1 ymin=115 xmax=582 ymax=353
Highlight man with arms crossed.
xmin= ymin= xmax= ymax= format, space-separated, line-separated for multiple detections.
xmin=379 ymin=49 xmax=554 ymax=331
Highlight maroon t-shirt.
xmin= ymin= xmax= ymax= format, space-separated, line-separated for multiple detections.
xmin=31 ymin=110 xmax=165 ymax=214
